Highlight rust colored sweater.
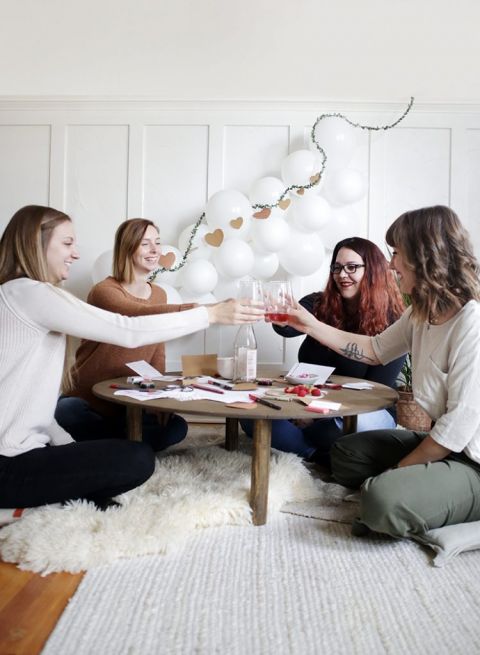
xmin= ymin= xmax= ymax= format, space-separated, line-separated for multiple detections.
xmin=70 ymin=277 xmax=194 ymax=416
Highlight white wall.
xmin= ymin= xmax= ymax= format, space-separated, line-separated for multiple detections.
xmin=1 ymin=0 xmax=480 ymax=101
xmin=1 ymin=0 xmax=480 ymax=369
xmin=1 ymin=99 xmax=480 ymax=370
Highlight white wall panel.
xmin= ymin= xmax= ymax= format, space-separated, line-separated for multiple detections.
xmin=0 ymin=125 xmax=50 ymax=232
xmin=223 ymin=125 xmax=289 ymax=195
xmin=383 ymin=127 xmax=451 ymax=221
xmin=466 ymin=128 xmax=480 ymax=256
xmin=1 ymin=100 xmax=480 ymax=369
xmin=143 ymin=125 xmax=209 ymax=244
xmin=64 ymin=125 xmax=129 ymax=298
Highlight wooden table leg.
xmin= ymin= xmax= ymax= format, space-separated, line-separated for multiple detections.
xmin=126 ymin=406 xmax=143 ymax=441
xmin=250 ymin=418 xmax=272 ymax=526
xmin=343 ymin=415 xmax=358 ymax=435
xmin=225 ymin=417 xmax=239 ymax=451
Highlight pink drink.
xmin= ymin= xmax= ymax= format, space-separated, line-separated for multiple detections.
xmin=265 ymin=311 xmax=289 ymax=323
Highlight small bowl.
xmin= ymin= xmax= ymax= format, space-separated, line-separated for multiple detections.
xmin=285 ymin=373 xmax=321 ymax=386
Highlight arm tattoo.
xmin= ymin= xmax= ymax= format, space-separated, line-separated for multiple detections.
xmin=341 ymin=342 xmax=376 ymax=363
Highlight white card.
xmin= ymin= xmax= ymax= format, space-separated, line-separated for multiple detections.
xmin=125 ymin=360 xmax=163 ymax=379
xmin=286 ymin=362 xmax=335 ymax=384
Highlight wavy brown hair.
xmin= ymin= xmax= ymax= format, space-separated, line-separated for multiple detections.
xmin=314 ymin=237 xmax=405 ymax=334
xmin=112 ymin=218 xmax=159 ymax=284
xmin=385 ymin=206 xmax=480 ymax=323
xmin=0 ymin=205 xmax=71 ymax=284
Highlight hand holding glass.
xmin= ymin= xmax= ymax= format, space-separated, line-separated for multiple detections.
xmin=263 ymin=281 xmax=294 ymax=326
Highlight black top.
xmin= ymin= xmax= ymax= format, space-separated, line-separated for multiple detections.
xmin=274 ymin=292 xmax=405 ymax=416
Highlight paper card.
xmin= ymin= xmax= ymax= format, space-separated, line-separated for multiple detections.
xmin=286 ymin=363 xmax=335 ymax=384
xmin=181 ymin=354 xmax=218 ymax=377
xmin=126 ymin=360 xmax=163 ymax=379
xmin=342 ymin=382 xmax=374 ymax=390
xmin=308 ymin=399 xmax=342 ymax=411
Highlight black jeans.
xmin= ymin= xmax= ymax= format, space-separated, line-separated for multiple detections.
xmin=0 ymin=439 xmax=155 ymax=508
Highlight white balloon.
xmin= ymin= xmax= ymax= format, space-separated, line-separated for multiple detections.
xmin=323 ymin=169 xmax=367 ymax=206
xmin=151 ymin=282 xmax=183 ymax=304
xmin=291 ymin=195 xmax=332 ymax=232
xmin=318 ymin=206 xmax=358 ymax=250
xmin=205 ymin=189 xmax=252 ymax=240
xmin=278 ymin=229 xmax=325 ymax=276
xmin=249 ymin=176 xmax=285 ymax=208
xmin=212 ymin=238 xmax=255 ymax=278
xmin=179 ymin=290 xmax=217 ymax=304
xmin=156 ymin=244 xmax=183 ymax=286
xmin=250 ymin=215 xmax=290 ymax=253
xmin=281 ymin=150 xmax=319 ymax=190
xmin=92 ymin=250 xmax=113 ymax=284
xmin=311 ymin=117 xmax=357 ymax=171
xmin=178 ymin=223 xmax=212 ymax=262
xmin=251 ymin=251 xmax=279 ymax=279
xmin=181 ymin=259 xmax=218 ymax=295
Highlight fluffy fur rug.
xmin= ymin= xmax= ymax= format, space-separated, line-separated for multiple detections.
xmin=0 ymin=446 xmax=318 ymax=574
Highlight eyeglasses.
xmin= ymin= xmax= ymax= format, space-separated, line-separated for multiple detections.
xmin=330 ymin=263 xmax=365 ymax=275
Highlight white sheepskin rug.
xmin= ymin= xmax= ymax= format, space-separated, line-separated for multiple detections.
xmin=0 ymin=446 xmax=318 ymax=575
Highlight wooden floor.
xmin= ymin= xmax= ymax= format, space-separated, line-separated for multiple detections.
xmin=0 ymin=424 xmax=225 ymax=655
xmin=0 ymin=562 xmax=83 ymax=655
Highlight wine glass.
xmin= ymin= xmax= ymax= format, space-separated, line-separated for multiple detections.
xmin=237 ymin=279 xmax=264 ymax=304
xmin=263 ymin=280 xmax=294 ymax=326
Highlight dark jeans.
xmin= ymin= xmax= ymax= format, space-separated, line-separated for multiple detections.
xmin=0 ymin=439 xmax=155 ymax=508
xmin=55 ymin=396 xmax=188 ymax=452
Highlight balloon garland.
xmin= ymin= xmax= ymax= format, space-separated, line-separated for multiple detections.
xmin=143 ymin=97 xmax=415 ymax=279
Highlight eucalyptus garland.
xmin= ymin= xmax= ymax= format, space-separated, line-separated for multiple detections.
xmin=151 ymin=97 xmax=414 ymax=277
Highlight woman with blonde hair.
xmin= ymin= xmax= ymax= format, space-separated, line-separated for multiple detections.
xmin=56 ymin=218 xmax=195 ymax=451
xmin=286 ymin=206 xmax=480 ymax=542
xmin=0 ymin=206 xmax=263 ymax=510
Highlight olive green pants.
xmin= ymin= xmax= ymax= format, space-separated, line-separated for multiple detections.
xmin=330 ymin=429 xmax=480 ymax=539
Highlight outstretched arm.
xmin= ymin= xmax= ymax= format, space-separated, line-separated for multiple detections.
xmin=285 ymin=303 xmax=380 ymax=366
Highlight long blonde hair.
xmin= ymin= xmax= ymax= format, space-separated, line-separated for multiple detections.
xmin=0 ymin=205 xmax=76 ymax=390
xmin=0 ymin=205 xmax=72 ymax=284
xmin=386 ymin=205 xmax=480 ymax=322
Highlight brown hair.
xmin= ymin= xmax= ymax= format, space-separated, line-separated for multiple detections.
xmin=314 ymin=237 xmax=405 ymax=334
xmin=0 ymin=205 xmax=71 ymax=284
xmin=112 ymin=218 xmax=159 ymax=284
xmin=385 ymin=205 xmax=480 ymax=322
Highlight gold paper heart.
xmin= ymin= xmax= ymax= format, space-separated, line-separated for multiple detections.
xmin=296 ymin=188 xmax=305 ymax=196
xmin=310 ymin=172 xmax=321 ymax=185
xmin=205 ymin=229 xmax=224 ymax=247
xmin=159 ymin=252 xmax=175 ymax=268
xmin=230 ymin=216 xmax=243 ymax=229
xmin=253 ymin=208 xmax=271 ymax=220
xmin=278 ymin=199 xmax=291 ymax=210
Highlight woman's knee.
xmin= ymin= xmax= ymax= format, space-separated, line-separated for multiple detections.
xmin=117 ymin=441 xmax=155 ymax=485
xmin=360 ymin=472 xmax=418 ymax=538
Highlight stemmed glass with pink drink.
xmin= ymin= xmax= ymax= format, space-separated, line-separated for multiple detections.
xmin=263 ymin=280 xmax=294 ymax=326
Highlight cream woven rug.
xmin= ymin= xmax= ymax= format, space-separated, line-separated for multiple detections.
xmin=0 ymin=445 xmax=321 ymax=574
xmin=42 ymin=515 xmax=480 ymax=655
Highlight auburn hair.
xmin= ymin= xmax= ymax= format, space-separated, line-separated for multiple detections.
xmin=314 ymin=237 xmax=404 ymax=335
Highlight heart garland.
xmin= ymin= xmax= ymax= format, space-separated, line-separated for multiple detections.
xmin=149 ymin=98 xmax=414 ymax=277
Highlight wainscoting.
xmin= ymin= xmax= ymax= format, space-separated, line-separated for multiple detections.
xmin=1 ymin=97 xmax=479 ymax=369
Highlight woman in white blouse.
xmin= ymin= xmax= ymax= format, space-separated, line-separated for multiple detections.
xmin=0 ymin=205 xmax=263 ymax=511
xmin=286 ymin=205 xmax=480 ymax=540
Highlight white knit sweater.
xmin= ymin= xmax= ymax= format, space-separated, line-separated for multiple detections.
xmin=0 ymin=278 xmax=209 ymax=457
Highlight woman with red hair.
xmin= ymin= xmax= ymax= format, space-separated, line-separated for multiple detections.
xmin=242 ymin=237 xmax=405 ymax=465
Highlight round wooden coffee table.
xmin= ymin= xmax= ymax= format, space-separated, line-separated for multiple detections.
xmin=93 ymin=375 xmax=398 ymax=526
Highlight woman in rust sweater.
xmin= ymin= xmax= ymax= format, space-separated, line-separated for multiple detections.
xmin=55 ymin=218 xmax=195 ymax=451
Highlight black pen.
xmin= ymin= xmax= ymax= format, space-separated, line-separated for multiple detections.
xmin=208 ymin=379 xmax=235 ymax=390
xmin=249 ymin=394 xmax=282 ymax=410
